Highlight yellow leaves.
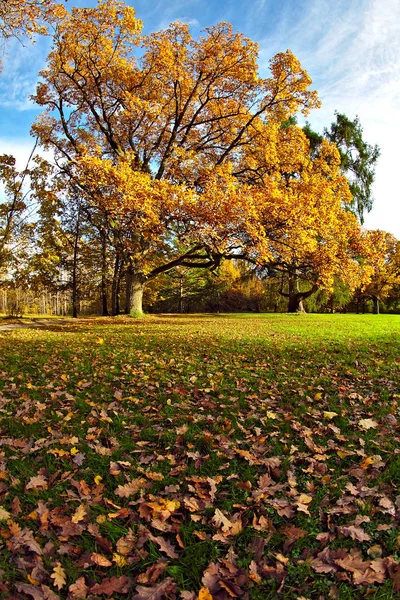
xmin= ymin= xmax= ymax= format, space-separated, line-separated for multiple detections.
xmin=71 ymin=504 xmax=87 ymax=524
xmin=94 ymin=475 xmax=103 ymax=486
xmin=96 ymin=337 xmax=104 ymax=345
xmin=51 ymin=562 xmax=67 ymax=590
xmin=198 ymin=588 xmax=213 ymax=600
xmin=112 ymin=553 xmax=127 ymax=567
xmin=91 ymin=552 xmax=112 ymax=567
xmin=0 ymin=507 xmax=10 ymax=521
xmin=358 ymin=418 xmax=378 ymax=430
xmin=323 ymin=411 xmax=338 ymax=420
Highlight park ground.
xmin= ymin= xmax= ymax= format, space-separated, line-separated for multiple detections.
xmin=0 ymin=313 xmax=399 ymax=599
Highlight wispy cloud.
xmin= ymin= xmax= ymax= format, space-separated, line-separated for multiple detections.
xmin=255 ymin=0 xmax=400 ymax=236
xmin=0 ymin=36 xmax=51 ymax=111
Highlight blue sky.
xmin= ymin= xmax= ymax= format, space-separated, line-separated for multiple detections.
xmin=1 ymin=0 xmax=399 ymax=237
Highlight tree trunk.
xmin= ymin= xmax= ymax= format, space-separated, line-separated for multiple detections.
xmin=372 ymin=295 xmax=380 ymax=314
xmin=178 ymin=276 xmax=184 ymax=313
xmin=287 ymin=276 xmax=306 ymax=313
xmin=288 ymin=294 xmax=306 ymax=313
xmin=101 ymin=233 xmax=109 ymax=316
xmin=111 ymin=254 xmax=121 ymax=316
xmin=72 ymin=209 xmax=81 ymax=318
xmin=125 ymin=271 xmax=145 ymax=316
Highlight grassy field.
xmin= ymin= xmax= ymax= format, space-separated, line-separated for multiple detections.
xmin=0 ymin=313 xmax=399 ymax=599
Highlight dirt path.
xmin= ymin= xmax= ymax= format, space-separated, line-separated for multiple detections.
xmin=0 ymin=319 xmax=75 ymax=331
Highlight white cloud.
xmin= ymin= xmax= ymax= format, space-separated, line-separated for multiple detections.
xmin=257 ymin=0 xmax=400 ymax=238
xmin=0 ymin=36 xmax=50 ymax=111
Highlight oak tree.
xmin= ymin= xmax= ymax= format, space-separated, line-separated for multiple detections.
xmin=32 ymin=0 xmax=319 ymax=315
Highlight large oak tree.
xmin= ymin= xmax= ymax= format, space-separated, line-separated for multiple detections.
xmin=32 ymin=0 xmax=320 ymax=315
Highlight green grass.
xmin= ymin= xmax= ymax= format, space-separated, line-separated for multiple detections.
xmin=0 ymin=313 xmax=399 ymax=599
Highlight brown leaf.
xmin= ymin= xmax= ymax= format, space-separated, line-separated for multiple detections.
xmin=26 ymin=475 xmax=48 ymax=490
xmin=90 ymin=576 xmax=132 ymax=595
xmin=149 ymin=533 xmax=179 ymax=559
xmin=15 ymin=584 xmax=44 ymax=600
xmin=115 ymin=478 xmax=146 ymax=498
xmin=68 ymin=576 xmax=88 ymax=599
xmin=133 ymin=577 xmax=177 ymax=600
xmin=137 ymin=561 xmax=167 ymax=584
xmin=41 ymin=586 xmax=60 ymax=600
xmin=213 ymin=508 xmax=233 ymax=533
xmin=336 ymin=550 xmax=386 ymax=585
xmin=337 ymin=525 xmax=371 ymax=542
xmin=116 ymin=532 xmax=136 ymax=556
xmin=249 ymin=560 xmax=262 ymax=583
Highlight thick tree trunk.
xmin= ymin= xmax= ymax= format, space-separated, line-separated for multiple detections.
xmin=125 ymin=271 xmax=145 ymax=316
xmin=101 ymin=233 xmax=109 ymax=316
xmin=288 ymin=294 xmax=306 ymax=313
xmin=111 ymin=254 xmax=121 ymax=316
xmin=372 ymin=295 xmax=380 ymax=314
xmin=287 ymin=276 xmax=306 ymax=313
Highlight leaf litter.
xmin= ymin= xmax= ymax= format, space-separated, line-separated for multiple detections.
xmin=0 ymin=314 xmax=399 ymax=599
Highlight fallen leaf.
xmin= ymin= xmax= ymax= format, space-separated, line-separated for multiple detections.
xmin=137 ymin=561 xmax=167 ymax=584
xmin=91 ymin=553 xmax=112 ymax=567
xmin=68 ymin=577 xmax=88 ymax=598
xmin=337 ymin=525 xmax=371 ymax=542
xmin=90 ymin=576 xmax=131 ymax=595
xmin=115 ymin=478 xmax=146 ymax=498
xmin=15 ymin=584 xmax=44 ymax=600
xmin=0 ymin=507 xmax=10 ymax=521
xmin=26 ymin=475 xmax=48 ymax=491
xmin=71 ymin=504 xmax=87 ymax=524
xmin=51 ymin=562 xmax=66 ymax=590
xmin=133 ymin=577 xmax=177 ymax=600
xmin=358 ymin=418 xmax=378 ymax=430
xmin=198 ymin=588 xmax=213 ymax=600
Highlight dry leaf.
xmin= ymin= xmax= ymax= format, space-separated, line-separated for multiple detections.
xmin=133 ymin=577 xmax=176 ymax=600
xmin=358 ymin=418 xmax=378 ymax=430
xmin=68 ymin=576 xmax=88 ymax=599
xmin=0 ymin=507 xmax=10 ymax=521
xmin=337 ymin=525 xmax=371 ymax=542
xmin=115 ymin=478 xmax=146 ymax=498
xmin=26 ymin=475 xmax=48 ymax=491
xmin=91 ymin=552 xmax=112 ymax=567
xmin=71 ymin=504 xmax=87 ymax=524
xmin=90 ymin=576 xmax=131 ymax=595
xmin=198 ymin=588 xmax=213 ymax=600
xmin=51 ymin=562 xmax=66 ymax=590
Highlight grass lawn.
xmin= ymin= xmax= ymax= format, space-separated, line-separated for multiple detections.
xmin=0 ymin=313 xmax=399 ymax=599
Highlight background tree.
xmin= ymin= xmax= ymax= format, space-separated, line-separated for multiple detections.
xmin=304 ymin=113 xmax=380 ymax=223
xmin=245 ymin=125 xmax=377 ymax=312
xmin=353 ymin=231 xmax=400 ymax=314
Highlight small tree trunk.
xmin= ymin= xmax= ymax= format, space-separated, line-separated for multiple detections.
xmin=72 ymin=209 xmax=81 ymax=318
xmin=125 ymin=271 xmax=145 ymax=316
xmin=372 ymin=295 xmax=380 ymax=314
